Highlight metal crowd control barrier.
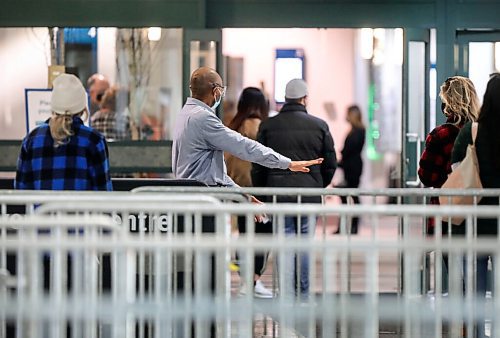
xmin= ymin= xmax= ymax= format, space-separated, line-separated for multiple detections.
xmin=131 ymin=186 xmax=500 ymax=297
xmin=0 ymin=191 xmax=234 ymax=338
xmin=1 ymin=189 xmax=499 ymax=338
xmin=130 ymin=185 xmax=500 ymax=232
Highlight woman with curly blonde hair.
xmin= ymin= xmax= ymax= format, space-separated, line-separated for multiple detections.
xmin=440 ymin=76 xmax=480 ymax=126
xmin=418 ymin=76 xmax=480 ymax=297
xmin=419 ymin=76 xmax=480 ymax=233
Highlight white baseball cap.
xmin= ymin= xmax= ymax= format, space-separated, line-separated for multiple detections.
xmin=51 ymin=74 xmax=88 ymax=115
xmin=285 ymin=78 xmax=308 ymax=99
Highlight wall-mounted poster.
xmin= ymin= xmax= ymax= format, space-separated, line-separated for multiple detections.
xmin=24 ymin=89 xmax=52 ymax=134
xmin=274 ymin=49 xmax=305 ymax=104
xmin=25 ymin=88 xmax=89 ymax=134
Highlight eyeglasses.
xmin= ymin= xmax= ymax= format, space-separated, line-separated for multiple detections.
xmin=211 ymin=83 xmax=227 ymax=97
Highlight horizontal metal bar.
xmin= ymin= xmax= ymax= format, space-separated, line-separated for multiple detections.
xmin=31 ymin=201 xmax=500 ymax=217
xmin=2 ymin=187 xmax=500 ymax=198
xmin=1 ymin=234 xmax=500 ymax=253
xmin=129 ymin=186 xmax=500 ymax=197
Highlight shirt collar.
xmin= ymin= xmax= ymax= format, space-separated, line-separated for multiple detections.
xmin=186 ymin=97 xmax=215 ymax=113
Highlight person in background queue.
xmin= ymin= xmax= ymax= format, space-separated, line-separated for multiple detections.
xmin=450 ymin=73 xmax=500 ymax=338
xmin=15 ymin=73 xmax=112 ymax=191
xmin=335 ymin=105 xmax=366 ymax=234
xmin=87 ymin=73 xmax=110 ymax=116
xmin=226 ymin=87 xmax=274 ymax=298
xmin=252 ymin=78 xmax=337 ymax=299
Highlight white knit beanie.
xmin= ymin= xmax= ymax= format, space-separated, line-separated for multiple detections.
xmin=51 ymin=74 xmax=88 ymax=115
xmin=285 ymin=78 xmax=308 ymax=99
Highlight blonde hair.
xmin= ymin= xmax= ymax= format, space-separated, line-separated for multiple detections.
xmin=49 ymin=109 xmax=88 ymax=147
xmin=439 ymin=76 xmax=480 ymax=125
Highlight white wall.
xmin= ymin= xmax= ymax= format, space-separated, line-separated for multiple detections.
xmin=222 ymin=28 xmax=356 ymax=156
xmin=0 ymin=28 xmax=50 ymax=139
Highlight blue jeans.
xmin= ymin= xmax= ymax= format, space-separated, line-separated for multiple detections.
xmin=282 ymin=216 xmax=316 ymax=297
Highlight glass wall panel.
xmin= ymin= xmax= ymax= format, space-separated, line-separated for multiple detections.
xmin=0 ymin=27 xmax=183 ymax=141
xmin=190 ymin=40 xmax=217 ymax=76
xmin=407 ymin=41 xmax=426 ymax=141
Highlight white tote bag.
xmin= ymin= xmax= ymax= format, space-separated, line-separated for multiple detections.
xmin=438 ymin=122 xmax=482 ymax=225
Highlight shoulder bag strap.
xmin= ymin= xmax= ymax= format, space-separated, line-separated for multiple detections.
xmin=471 ymin=122 xmax=478 ymax=145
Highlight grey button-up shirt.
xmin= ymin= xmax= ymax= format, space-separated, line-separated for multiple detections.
xmin=172 ymin=98 xmax=291 ymax=187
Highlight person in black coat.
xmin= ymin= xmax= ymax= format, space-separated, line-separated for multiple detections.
xmin=450 ymin=74 xmax=500 ymax=338
xmin=252 ymin=79 xmax=337 ymax=298
xmin=336 ymin=105 xmax=366 ymax=234
xmin=252 ymin=80 xmax=337 ymax=202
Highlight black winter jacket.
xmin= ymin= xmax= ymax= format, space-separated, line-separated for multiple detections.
xmin=251 ymin=103 xmax=337 ymax=203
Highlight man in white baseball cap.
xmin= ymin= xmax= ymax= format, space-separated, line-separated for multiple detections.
xmin=285 ymin=78 xmax=308 ymax=100
xmin=252 ymin=78 xmax=337 ymax=300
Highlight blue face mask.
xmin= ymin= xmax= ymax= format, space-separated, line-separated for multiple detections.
xmin=211 ymin=85 xmax=225 ymax=111
xmin=211 ymin=94 xmax=222 ymax=111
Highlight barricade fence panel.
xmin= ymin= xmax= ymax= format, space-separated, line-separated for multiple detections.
xmin=0 ymin=189 xmax=499 ymax=338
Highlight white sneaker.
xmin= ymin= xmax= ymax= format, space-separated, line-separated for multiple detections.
xmin=239 ymin=283 xmax=248 ymax=296
xmin=254 ymin=280 xmax=273 ymax=298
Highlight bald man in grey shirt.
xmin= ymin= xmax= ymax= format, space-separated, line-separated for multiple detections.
xmin=173 ymin=67 xmax=323 ymax=187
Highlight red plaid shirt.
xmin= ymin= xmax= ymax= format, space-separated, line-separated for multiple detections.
xmin=418 ymin=121 xmax=461 ymax=189
xmin=418 ymin=120 xmax=462 ymax=233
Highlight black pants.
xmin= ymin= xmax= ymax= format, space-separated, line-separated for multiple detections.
xmin=236 ymin=216 xmax=273 ymax=277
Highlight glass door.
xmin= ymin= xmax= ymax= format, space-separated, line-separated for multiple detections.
xmin=402 ymin=29 xmax=430 ymax=188
xmin=456 ymin=30 xmax=500 ymax=102
xmin=182 ymin=29 xmax=223 ymax=114
xmin=401 ymin=29 xmax=432 ymax=298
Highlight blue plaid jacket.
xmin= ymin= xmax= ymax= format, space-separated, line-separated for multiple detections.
xmin=15 ymin=117 xmax=113 ymax=191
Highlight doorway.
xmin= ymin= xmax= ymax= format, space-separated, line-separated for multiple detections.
xmin=222 ymin=28 xmax=405 ymax=191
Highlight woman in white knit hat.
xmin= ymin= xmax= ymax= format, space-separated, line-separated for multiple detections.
xmin=15 ymin=73 xmax=112 ymax=191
